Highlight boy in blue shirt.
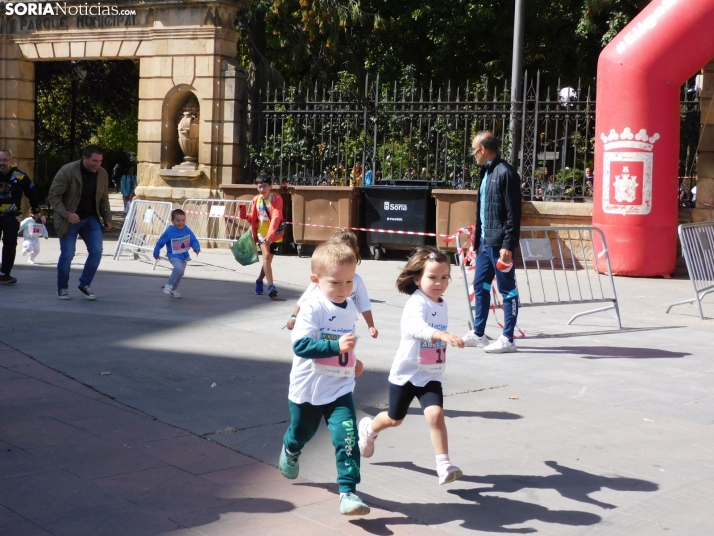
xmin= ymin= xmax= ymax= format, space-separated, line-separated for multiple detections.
xmin=153 ymin=209 xmax=200 ymax=298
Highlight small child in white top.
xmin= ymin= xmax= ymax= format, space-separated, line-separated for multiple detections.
xmin=357 ymin=247 xmax=465 ymax=485
xmin=287 ymin=230 xmax=378 ymax=338
xmin=279 ymin=241 xmax=370 ymax=516
xmin=18 ymin=215 xmax=48 ymax=264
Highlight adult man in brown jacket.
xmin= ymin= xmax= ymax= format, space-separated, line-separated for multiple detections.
xmin=48 ymin=145 xmax=112 ymax=300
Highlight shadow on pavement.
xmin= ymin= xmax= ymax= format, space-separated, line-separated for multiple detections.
xmin=344 ymin=458 xmax=658 ymax=533
xmin=372 ymin=460 xmax=657 ymax=510
xmin=520 ymin=345 xmax=689 ymax=359
xmin=360 ymin=406 xmax=522 ymax=420
xmin=525 ymin=326 xmax=682 ymax=340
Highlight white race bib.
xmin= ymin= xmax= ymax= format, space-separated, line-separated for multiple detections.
xmin=170 ymin=236 xmax=191 ymax=254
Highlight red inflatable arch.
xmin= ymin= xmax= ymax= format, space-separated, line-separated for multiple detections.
xmin=593 ymin=0 xmax=714 ymax=276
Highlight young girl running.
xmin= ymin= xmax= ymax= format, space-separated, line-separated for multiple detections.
xmin=286 ymin=230 xmax=378 ymax=338
xmin=358 ymin=247 xmax=465 ymax=484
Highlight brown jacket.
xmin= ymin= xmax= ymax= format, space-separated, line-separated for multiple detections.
xmin=48 ymin=160 xmax=112 ymax=237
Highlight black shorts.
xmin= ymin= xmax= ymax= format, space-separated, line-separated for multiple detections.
xmin=388 ymin=380 xmax=443 ymax=421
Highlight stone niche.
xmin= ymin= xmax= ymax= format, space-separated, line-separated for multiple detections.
xmin=156 ymin=87 xmax=206 ymax=182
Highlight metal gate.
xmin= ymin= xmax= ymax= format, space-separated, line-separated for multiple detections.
xmin=666 ymin=222 xmax=714 ymax=319
xmin=114 ymin=200 xmax=173 ymax=266
xmin=456 ymin=225 xmax=621 ymax=329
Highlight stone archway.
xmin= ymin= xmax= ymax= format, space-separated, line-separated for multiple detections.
xmin=0 ymin=0 xmax=249 ymax=204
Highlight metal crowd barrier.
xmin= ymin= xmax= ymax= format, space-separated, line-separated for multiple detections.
xmin=114 ymin=200 xmax=173 ymax=267
xmin=455 ymin=225 xmax=622 ymax=329
xmin=180 ymin=198 xmax=252 ymax=244
xmin=666 ymin=222 xmax=714 ymax=319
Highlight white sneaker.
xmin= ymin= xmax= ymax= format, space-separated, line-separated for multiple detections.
xmin=484 ymin=335 xmax=517 ymax=354
xmin=27 ymin=259 xmax=36 ymax=265
xmin=358 ymin=417 xmax=377 ymax=458
xmin=437 ymin=464 xmax=463 ymax=485
xmin=163 ymin=285 xmax=182 ymax=298
xmin=462 ymin=331 xmax=490 ymax=348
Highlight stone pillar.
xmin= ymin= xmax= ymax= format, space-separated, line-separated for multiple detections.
xmin=695 ymin=60 xmax=714 ymax=222
xmin=0 ymin=42 xmax=35 ymax=178
xmin=135 ymin=28 xmax=248 ymax=205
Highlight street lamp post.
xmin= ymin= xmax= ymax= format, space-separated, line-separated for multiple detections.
xmin=509 ymin=0 xmax=525 ymax=170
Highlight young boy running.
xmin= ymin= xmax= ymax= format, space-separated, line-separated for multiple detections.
xmin=153 ymin=209 xmax=200 ymax=298
xmin=280 ymin=241 xmax=370 ymax=516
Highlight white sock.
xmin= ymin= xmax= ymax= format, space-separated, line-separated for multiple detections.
xmin=366 ymin=422 xmax=378 ymax=439
xmin=436 ymin=453 xmax=450 ymax=470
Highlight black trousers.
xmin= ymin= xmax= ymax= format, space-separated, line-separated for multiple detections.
xmin=0 ymin=215 xmax=20 ymax=276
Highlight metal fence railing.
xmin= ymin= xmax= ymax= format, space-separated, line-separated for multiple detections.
xmin=247 ymin=73 xmax=700 ymax=201
xmin=180 ymin=199 xmax=252 ymax=245
xmin=666 ymin=222 xmax=714 ymax=319
xmin=455 ymin=225 xmax=621 ymax=329
xmin=114 ymin=200 xmax=173 ymax=267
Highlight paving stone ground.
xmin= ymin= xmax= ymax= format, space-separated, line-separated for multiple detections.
xmin=1 ymin=193 xmax=713 ymax=535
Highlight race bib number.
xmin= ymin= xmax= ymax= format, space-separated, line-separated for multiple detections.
xmin=418 ymin=342 xmax=446 ymax=374
xmin=29 ymin=224 xmax=44 ymax=236
xmin=313 ymin=350 xmax=356 ymax=377
xmin=171 ymin=236 xmax=191 ymax=254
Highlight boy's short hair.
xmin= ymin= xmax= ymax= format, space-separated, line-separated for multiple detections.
xmin=311 ymin=242 xmax=357 ymax=276
xmin=329 ymin=230 xmax=361 ymax=264
xmin=254 ymin=173 xmax=271 ymax=185
xmin=171 ymin=208 xmax=186 ymax=220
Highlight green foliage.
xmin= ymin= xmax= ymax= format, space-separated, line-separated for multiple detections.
xmin=35 ymin=59 xmax=139 ymax=186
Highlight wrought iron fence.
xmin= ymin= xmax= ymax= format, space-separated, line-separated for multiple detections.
xmin=247 ymin=72 xmax=700 ymax=201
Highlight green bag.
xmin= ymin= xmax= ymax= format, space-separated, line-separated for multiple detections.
xmin=231 ymin=231 xmax=259 ymax=266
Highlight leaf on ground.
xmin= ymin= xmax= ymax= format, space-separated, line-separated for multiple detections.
xmin=509 ymin=396 xmax=519 ymax=400
xmin=100 ymin=371 xmax=111 ymax=376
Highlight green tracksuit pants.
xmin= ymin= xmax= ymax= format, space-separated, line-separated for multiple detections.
xmin=283 ymin=392 xmax=360 ymax=494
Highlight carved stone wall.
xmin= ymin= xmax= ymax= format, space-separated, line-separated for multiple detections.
xmin=0 ymin=0 xmax=249 ymax=205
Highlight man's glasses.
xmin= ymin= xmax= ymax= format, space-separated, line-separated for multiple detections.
xmin=257 ymin=184 xmax=269 ymax=189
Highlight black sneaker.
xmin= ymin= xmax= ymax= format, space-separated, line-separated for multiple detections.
xmin=78 ymin=286 xmax=96 ymax=300
xmin=0 ymin=274 xmax=17 ymax=285
xmin=57 ymin=289 xmax=70 ymax=300
xmin=268 ymin=284 xmax=278 ymax=299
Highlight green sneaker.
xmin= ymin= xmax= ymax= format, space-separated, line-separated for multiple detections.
xmin=340 ymin=492 xmax=370 ymax=515
xmin=279 ymin=447 xmax=300 ymax=479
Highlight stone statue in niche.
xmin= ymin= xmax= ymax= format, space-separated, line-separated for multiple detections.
xmin=175 ymin=102 xmax=199 ymax=170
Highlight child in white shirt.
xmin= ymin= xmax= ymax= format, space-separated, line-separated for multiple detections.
xmin=357 ymin=247 xmax=465 ymax=485
xmin=280 ymin=241 xmax=370 ymax=516
xmin=18 ymin=215 xmax=48 ymax=264
xmin=287 ymin=230 xmax=378 ymax=338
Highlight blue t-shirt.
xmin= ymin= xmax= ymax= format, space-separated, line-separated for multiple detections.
xmin=479 ymin=164 xmax=492 ymax=240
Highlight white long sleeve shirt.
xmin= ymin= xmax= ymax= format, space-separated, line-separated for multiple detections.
xmin=388 ymin=289 xmax=449 ymax=387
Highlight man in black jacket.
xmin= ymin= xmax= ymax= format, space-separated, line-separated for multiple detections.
xmin=0 ymin=150 xmax=41 ymax=285
xmin=462 ymin=132 xmax=522 ymax=353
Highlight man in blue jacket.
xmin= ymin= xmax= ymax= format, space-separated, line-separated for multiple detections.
xmin=462 ymin=132 xmax=522 ymax=353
